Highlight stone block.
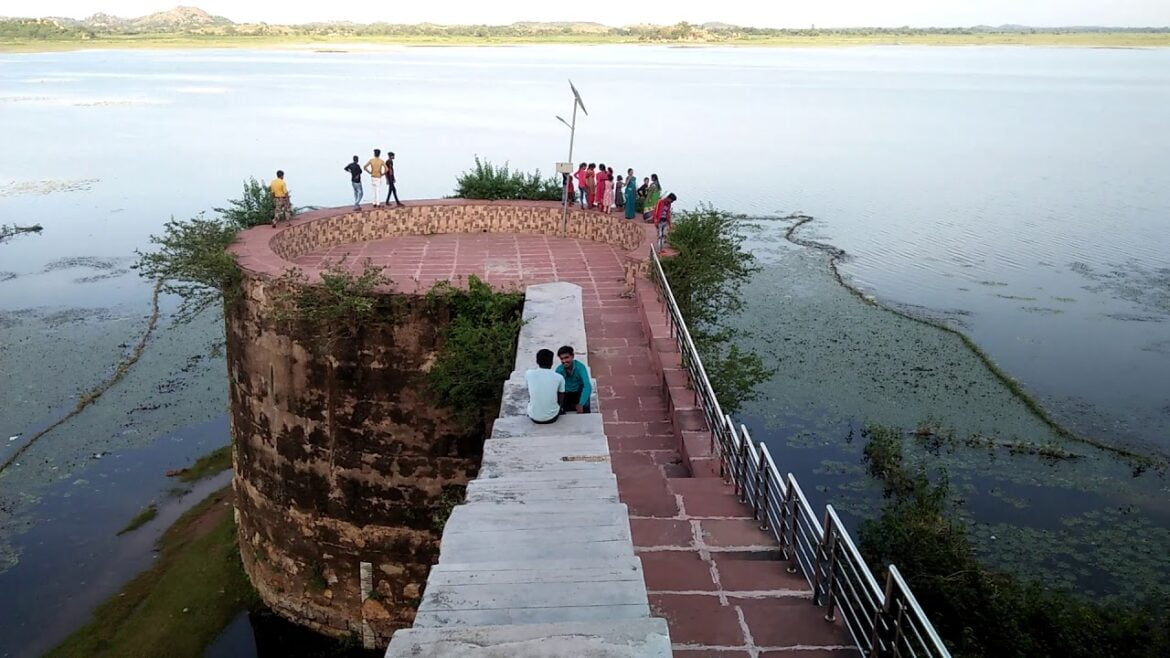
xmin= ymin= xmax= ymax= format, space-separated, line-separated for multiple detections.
xmin=489 ymin=413 xmax=604 ymax=439
xmin=499 ymin=375 xmax=600 ymax=418
xmin=414 ymin=557 xmax=649 ymax=626
xmin=385 ymin=618 xmax=671 ymax=657
xmin=514 ymin=282 xmax=588 ymax=372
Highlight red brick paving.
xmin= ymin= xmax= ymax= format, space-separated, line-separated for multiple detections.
xmin=265 ymin=209 xmax=856 ymax=656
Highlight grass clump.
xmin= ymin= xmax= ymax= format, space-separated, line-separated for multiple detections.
xmin=176 ymin=445 xmax=233 ymax=483
xmin=858 ymin=424 xmax=1170 ymax=658
xmin=426 ymin=275 xmax=524 ymax=431
xmin=660 ymin=205 xmax=767 ymax=413
xmin=452 ymin=156 xmax=562 ymax=201
xmin=116 ymin=504 xmax=159 ymax=536
xmin=49 ymin=487 xmax=259 ymax=658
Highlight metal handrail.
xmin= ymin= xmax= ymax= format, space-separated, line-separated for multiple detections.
xmin=647 ymin=248 xmax=951 ymax=658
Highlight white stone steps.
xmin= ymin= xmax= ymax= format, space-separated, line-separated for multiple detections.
xmin=384 ymin=281 xmax=671 ymax=657
xmin=438 ymin=503 xmax=634 ymax=564
xmin=414 ymin=558 xmax=649 ymax=627
xmin=385 ymin=618 xmax=672 ymax=657
xmin=513 ymin=281 xmax=589 ymax=372
xmin=466 ymin=474 xmax=618 ymax=504
xmin=479 ymin=435 xmax=612 ymax=479
xmin=500 ymin=376 xmax=600 ymax=418
xmin=490 ymin=412 xmax=604 ymax=439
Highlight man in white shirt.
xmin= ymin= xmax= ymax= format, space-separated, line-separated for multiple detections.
xmin=526 ymin=349 xmax=565 ymax=424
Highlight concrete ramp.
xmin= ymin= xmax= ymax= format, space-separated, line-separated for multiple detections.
xmin=386 ymin=281 xmax=670 ymax=657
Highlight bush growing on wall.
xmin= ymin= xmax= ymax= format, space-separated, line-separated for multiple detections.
xmin=426 ymin=275 xmax=524 ymax=432
xmin=452 ymin=157 xmax=562 ymax=201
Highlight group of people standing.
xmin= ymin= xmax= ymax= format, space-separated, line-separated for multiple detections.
xmin=566 ymin=163 xmax=677 ymax=252
xmin=266 ymin=148 xmax=405 ymax=228
xmin=344 ymin=148 xmax=403 ymax=210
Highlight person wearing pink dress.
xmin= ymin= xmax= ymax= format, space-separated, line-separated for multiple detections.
xmin=602 ymin=166 xmax=616 ymax=212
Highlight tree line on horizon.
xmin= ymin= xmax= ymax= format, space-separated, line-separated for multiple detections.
xmin=2 ymin=14 xmax=1168 ymax=42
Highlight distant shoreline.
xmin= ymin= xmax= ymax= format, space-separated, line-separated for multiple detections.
xmin=3 ymin=31 xmax=1170 ymax=53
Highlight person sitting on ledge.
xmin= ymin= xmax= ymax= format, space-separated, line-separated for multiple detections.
xmin=556 ymin=345 xmax=592 ymax=414
xmin=526 ymin=348 xmax=565 ymax=424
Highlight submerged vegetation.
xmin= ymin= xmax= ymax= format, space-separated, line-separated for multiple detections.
xmin=49 ymin=487 xmax=258 ymax=658
xmin=116 ymin=504 xmax=159 ymax=536
xmin=784 ymin=214 xmax=1165 ymax=473
xmin=661 ymin=206 xmax=767 ymax=413
xmin=452 ymin=157 xmax=562 ymax=201
xmin=174 ymin=445 xmax=233 ymax=483
xmin=859 ymin=424 xmax=1170 ymax=658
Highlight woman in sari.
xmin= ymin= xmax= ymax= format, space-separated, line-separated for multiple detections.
xmin=643 ymin=173 xmax=661 ymax=221
xmin=594 ymin=163 xmax=608 ymax=212
xmin=624 ymin=168 xmax=637 ymax=219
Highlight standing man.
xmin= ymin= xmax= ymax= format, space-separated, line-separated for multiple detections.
xmin=385 ymin=151 xmax=403 ymax=207
xmin=270 ymin=170 xmax=291 ymax=228
xmin=364 ymin=149 xmax=385 ymax=207
xmin=652 ymin=193 xmax=677 ymax=254
xmin=555 ymin=346 xmax=592 ymax=414
xmin=344 ymin=155 xmax=363 ymax=210
xmin=526 ymin=349 xmax=565 ymax=424
xmin=574 ymin=163 xmax=588 ymax=209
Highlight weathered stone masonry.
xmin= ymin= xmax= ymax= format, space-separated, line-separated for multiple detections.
xmin=228 ymin=278 xmax=482 ymax=642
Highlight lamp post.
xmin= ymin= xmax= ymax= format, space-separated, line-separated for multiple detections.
xmin=558 ymin=80 xmax=587 ymax=238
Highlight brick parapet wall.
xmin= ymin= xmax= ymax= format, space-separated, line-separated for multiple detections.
xmin=229 ymin=200 xmax=652 ymax=289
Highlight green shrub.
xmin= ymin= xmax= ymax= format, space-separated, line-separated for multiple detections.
xmin=135 ymin=178 xmax=286 ymax=322
xmin=134 ymin=213 xmax=244 ymax=322
xmin=426 ymin=276 xmax=524 ymax=431
xmin=214 ymin=177 xmax=277 ymax=229
xmin=660 ymin=205 xmax=766 ymax=412
xmin=859 ymin=423 xmax=1170 ymax=658
xmin=452 ymin=157 xmax=562 ymax=201
xmin=268 ymin=260 xmax=391 ymax=353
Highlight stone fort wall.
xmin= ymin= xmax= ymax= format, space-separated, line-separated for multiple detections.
xmin=226 ymin=201 xmax=652 ymax=645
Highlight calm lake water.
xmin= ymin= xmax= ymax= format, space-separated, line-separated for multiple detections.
xmin=1 ymin=45 xmax=1168 ymax=654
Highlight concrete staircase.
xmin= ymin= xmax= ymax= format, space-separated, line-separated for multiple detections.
xmin=385 ymin=282 xmax=671 ymax=657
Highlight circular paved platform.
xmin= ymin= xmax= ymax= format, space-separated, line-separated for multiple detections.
xmin=290 ymin=233 xmax=629 ymax=293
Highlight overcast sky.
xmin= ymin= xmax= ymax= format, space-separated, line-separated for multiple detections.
xmin=6 ymin=1 xmax=1170 ymax=28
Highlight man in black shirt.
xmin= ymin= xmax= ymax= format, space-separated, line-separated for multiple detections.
xmin=344 ymin=155 xmax=363 ymax=210
xmin=385 ymin=151 xmax=403 ymax=208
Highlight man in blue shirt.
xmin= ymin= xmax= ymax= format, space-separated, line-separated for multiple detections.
xmin=555 ymin=345 xmax=592 ymax=414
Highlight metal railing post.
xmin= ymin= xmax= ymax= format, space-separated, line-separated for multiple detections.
xmin=737 ymin=432 xmax=750 ymax=502
xmin=647 ymin=247 xmax=950 ymax=658
xmin=752 ymin=444 xmax=767 ymax=525
xmin=784 ymin=474 xmax=799 ymax=574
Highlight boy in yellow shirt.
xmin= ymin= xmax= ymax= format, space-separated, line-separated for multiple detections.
xmin=270 ymin=170 xmax=291 ymax=227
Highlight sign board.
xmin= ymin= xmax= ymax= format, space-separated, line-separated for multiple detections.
xmin=555 ymin=162 xmax=574 ymax=174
